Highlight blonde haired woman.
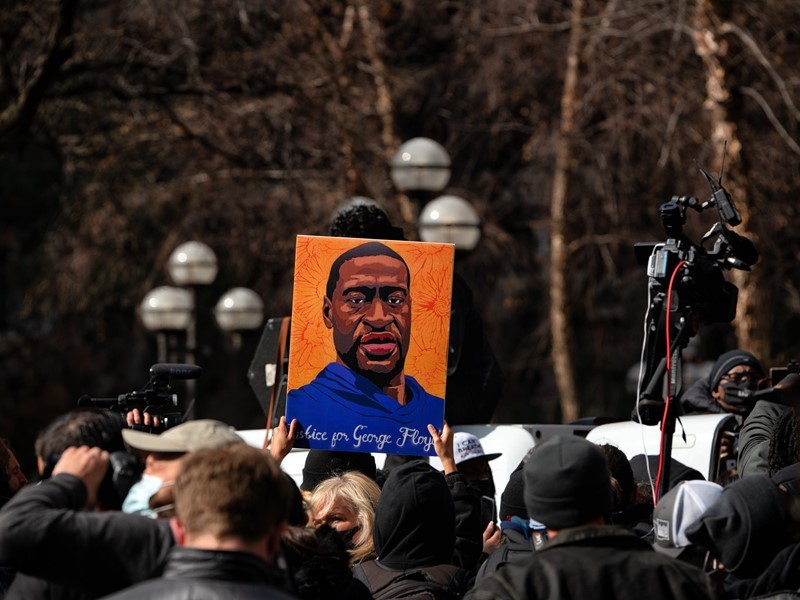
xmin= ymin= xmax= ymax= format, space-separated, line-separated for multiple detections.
xmin=309 ymin=471 xmax=381 ymax=564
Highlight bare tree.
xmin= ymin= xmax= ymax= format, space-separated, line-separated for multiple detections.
xmin=549 ymin=0 xmax=585 ymax=423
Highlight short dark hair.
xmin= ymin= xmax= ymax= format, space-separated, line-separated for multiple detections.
xmin=35 ymin=408 xmax=126 ymax=475
xmin=325 ymin=241 xmax=410 ymax=300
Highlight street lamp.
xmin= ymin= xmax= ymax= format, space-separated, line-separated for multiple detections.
xmin=140 ymin=241 xmax=264 ymax=419
xmin=167 ymin=241 xmax=218 ymax=286
xmin=390 ymin=137 xmax=451 ymax=193
xmin=418 ymin=194 xmax=482 ymax=251
xmin=214 ymin=287 xmax=265 ymax=349
xmin=165 ymin=242 xmax=219 ymax=390
xmin=139 ymin=286 xmax=194 ymax=363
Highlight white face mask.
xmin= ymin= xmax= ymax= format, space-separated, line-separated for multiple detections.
xmin=122 ymin=475 xmax=171 ymax=518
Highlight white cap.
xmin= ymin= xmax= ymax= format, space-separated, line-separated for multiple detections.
xmin=653 ymin=480 xmax=723 ymax=556
xmin=453 ymin=431 xmax=502 ymax=466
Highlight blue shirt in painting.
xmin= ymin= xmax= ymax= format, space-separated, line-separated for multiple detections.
xmin=286 ymin=362 xmax=445 ymax=456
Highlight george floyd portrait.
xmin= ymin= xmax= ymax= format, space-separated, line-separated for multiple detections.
xmin=286 ymin=236 xmax=454 ymax=455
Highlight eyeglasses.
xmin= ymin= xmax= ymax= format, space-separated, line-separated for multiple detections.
xmin=721 ymin=372 xmax=757 ymax=384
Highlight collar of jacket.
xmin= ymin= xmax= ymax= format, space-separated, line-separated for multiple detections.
xmin=163 ymin=546 xmax=284 ymax=585
xmin=538 ymin=525 xmax=650 ymax=553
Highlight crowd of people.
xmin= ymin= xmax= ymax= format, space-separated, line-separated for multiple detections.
xmin=0 ymin=343 xmax=799 ymax=599
xmin=3 ymin=199 xmax=800 ymax=599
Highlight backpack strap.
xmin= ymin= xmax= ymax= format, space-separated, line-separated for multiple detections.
xmin=353 ymin=561 xmax=465 ymax=600
xmin=354 ymin=561 xmax=416 ymax=597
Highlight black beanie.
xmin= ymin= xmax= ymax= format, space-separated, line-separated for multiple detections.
xmin=523 ymin=435 xmax=612 ymax=529
xmin=301 ymin=450 xmax=377 ymax=491
xmin=685 ymin=475 xmax=788 ymax=578
xmin=499 ymin=467 xmax=527 ymax=521
xmin=708 ymin=349 xmax=764 ymax=392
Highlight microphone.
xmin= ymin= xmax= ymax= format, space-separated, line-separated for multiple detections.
xmin=721 ymin=227 xmax=758 ymax=267
xmin=149 ymin=364 xmax=203 ymax=380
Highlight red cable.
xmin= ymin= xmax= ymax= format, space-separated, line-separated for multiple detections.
xmin=654 ymin=260 xmax=687 ymax=503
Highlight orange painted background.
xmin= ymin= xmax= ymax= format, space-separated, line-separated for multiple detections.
xmin=288 ymin=235 xmax=454 ymax=398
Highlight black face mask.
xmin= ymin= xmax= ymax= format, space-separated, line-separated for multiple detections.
xmin=470 ymin=478 xmax=496 ymax=499
xmin=337 ymin=526 xmax=361 ymax=549
xmin=719 ymin=380 xmax=758 ymax=412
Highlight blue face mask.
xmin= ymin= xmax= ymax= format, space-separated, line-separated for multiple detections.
xmin=122 ymin=475 xmax=166 ymax=518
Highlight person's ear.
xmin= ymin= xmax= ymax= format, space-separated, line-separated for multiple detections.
xmin=322 ymin=296 xmax=333 ymax=329
xmin=169 ymin=516 xmax=186 ymax=546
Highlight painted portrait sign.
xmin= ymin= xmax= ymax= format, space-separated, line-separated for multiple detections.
xmin=286 ymin=235 xmax=454 ymax=456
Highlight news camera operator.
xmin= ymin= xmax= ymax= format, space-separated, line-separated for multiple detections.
xmin=0 ymin=421 xmax=248 ymax=599
xmin=0 ymin=364 xmax=250 ymax=599
xmin=0 ymin=407 xmax=169 ymax=599
xmin=680 ymin=349 xmax=767 ymax=417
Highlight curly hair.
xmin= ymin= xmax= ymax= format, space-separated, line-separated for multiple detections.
xmin=768 ymin=409 xmax=800 ymax=476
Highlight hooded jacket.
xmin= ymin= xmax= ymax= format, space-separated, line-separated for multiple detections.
xmin=355 ymin=461 xmax=471 ymax=598
xmin=374 ymin=460 xmax=456 ymax=569
xmin=685 ymin=475 xmax=789 ymax=579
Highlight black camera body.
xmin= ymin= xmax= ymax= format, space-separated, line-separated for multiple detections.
xmin=78 ymin=363 xmax=202 ymax=428
xmin=634 ymin=164 xmax=756 ymax=427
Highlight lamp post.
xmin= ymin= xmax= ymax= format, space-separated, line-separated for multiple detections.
xmin=389 ymin=137 xmax=482 ymax=251
xmin=140 ymin=286 xmax=194 ymax=363
xmin=166 ymin=241 xmax=219 ymax=381
xmin=214 ymin=287 xmax=265 ymax=350
xmin=140 ymin=241 xmax=264 ymax=420
xmin=389 ymin=137 xmax=451 ymax=195
xmin=418 ymin=194 xmax=482 ymax=251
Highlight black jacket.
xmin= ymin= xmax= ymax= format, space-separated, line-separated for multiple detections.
xmin=444 ymin=471 xmax=483 ymax=570
xmin=723 ymin=542 xmax=800 ymax=599
xmin=681 ymin=378 xmax=726 ymax=415
xmin=363 ymin=461 xmax=472 ymax=597
xmin=474 ymin=522 xmax=534 ymax=585
xmin=0 ymin=474 xmax=174 ymax=598
xmin=101 ymin=547 xmax=295 ymax=600
xmin=465 ymin=525 xmax=718 ymax=600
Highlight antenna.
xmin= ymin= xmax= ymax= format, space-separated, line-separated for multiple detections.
xmin=718 ymin=140 xmax=728 ymax=184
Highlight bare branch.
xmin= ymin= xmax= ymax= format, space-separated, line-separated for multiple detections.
xmin=0 ymin=0 xmax=79 ymax=140
xmin=740 ymin=85 xmax=800 ymax=156
xmin=720 ymin=21 xmax=800 ymax=123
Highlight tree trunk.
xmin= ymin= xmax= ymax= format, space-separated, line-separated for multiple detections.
xmin=692 ymin=0 xmax=770 ymax=361
xmin=355 ymin=0 xmax=416 ymax=228
xmin=549 ymin=0 xmax=584 ymax=423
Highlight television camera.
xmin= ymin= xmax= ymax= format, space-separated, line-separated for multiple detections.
xmin=78 ymin=363 xmax=202 ymax=430
xmin=632 ymin=159 xmax=757 ymax=498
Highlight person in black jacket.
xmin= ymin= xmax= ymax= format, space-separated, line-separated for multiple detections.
xmin=103 ymin=443 xmax=296 ymax=599
xmin=680 ymin=349 xmax=766 ymax=416
xmin=0 ymin=417 xmax=251 ymax=599
xmin=466 ymin=435 xmax=717 ymax=600
xmin=0 ymin=445 xmax=174 ymax=599
xmin=352 ymin=458 xmax=472 ymax=598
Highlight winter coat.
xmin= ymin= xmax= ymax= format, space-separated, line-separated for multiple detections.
xmin=0 ymin=474 xmax=173 ymax=599
xmin=360 ymin=460 xmax=472 ymax=597
xmin=465 ymin=525 xmax=717 ymax=600
xmin=101 ymin=547 xmax=295 ymax=600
